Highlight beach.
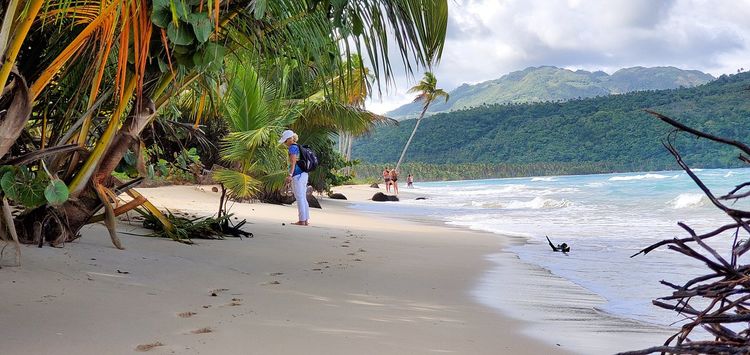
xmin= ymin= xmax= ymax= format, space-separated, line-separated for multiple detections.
xmin=0 ymin=184 xmax=573 ymax=355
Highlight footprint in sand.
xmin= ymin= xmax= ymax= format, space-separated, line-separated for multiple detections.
xmin=135 ymin=342 xmax=164 ymax=352
xmin=190 ymin=327 xmax=213 ymax=334
xmin=210 ymin=288 xmax=229 ymax=297
xmin=340 ymin=244 xmax=350 ymax=248
xmin=262 ymin=281 xmax=281 ymax=285
xmin=347 ymin=253 xmax=355 ymax=256
xmin=269 ymin=272 xmax=284 ymax=276
xmin=228 ymin=298 xmax=242 ymax=306
xmin=178 ymin=312 xmax=197 ymax=318
xmin=354 ymin=259 xmax=363 ymax=262
xmin=358 ymin=248 xmax=366 ymax=253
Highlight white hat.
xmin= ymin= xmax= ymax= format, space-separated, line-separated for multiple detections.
xmin=278 ymin=129 xmax=295 ymax=144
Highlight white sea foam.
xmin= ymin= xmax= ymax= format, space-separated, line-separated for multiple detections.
xmin=609 ymin=173 xmax=670 ymax=181
xmin=725 ymin=172 xmax=736 ymax=178
xmin=531 ymin=177 xmax=557 ymax=182
xmin=668 ymin=193 xmax=709 ymax=209
xmin=505 ymin=197 xmax=573 ymax=209
xmin=439 ymin=184 xmax=529 ymax=197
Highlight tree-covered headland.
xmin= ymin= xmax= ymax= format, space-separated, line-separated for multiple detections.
xmin=353 ymin=72 xmax=750 ymax=181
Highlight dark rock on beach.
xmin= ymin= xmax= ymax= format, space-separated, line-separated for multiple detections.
xmin=307 ymin=194 xmax=322 ymax=209
xmin=372 ymin=192 xmax=399 ymax=202
xmin=415 ymin=197 xmax=428 ymax=200
xmin=370 ymin=183 xmax=379 ymax=188
xmin=328 ymin=193 xmax=347 ymax=200
xmin=279 ymin=193 xmax=322 ymax=208
xmin=280 ymin=194 xmax=296 ymax=205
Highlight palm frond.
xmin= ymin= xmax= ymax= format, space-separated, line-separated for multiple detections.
xmin=212 ymin=168 xmax=261 ymax=198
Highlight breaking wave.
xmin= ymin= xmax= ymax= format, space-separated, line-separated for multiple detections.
xmin=609 ymin=173 xmax=671 ymax=181
xmin=668 ymin=193 xmax=709 ymax=209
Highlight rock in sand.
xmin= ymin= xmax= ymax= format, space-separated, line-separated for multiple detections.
xmin=372 ymin=192 xmax=399 ymax=202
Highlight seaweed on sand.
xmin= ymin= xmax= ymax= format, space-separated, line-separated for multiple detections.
xmin=138 ymin=209 xmax=252 ymax=244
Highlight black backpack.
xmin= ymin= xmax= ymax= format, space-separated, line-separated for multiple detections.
xmin=295 ymin=144 xmax=319 ymax=172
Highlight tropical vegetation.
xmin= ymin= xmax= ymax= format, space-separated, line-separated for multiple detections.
xmin=0 ymin=0 xmax=449 ymax=262
xmin=354 ymin=71 xmax=750 ymax=181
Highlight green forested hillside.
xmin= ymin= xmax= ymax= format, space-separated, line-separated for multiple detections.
xmin=354 ymin=72 xmax=750 ymax=179
xmin=387 ymin=66 xmax=714 ymax=120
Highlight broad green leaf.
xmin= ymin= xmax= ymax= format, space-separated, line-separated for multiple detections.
xmin=188 ymin=13 xmax=212 ymax=43
xmin=1 ymin=169 xmax=16 ymax=197
xmin=44 ymin=179 xmax=69 ymax=206
xmin=254 ymin=0 xmax=267 ymax=20
xmin=151 ymin=0 xmax=172 ymax=27
xmin=193 ymin=43 xmax=225 ymax=72
xmin=172 ymin=44 xmax=192 ymax=54
xmin=167 ymin=21 xmax=195 ymax=46
xmin=3 ymin=170 xmax=47 ymax=208
xmin=173 ymin=50 xmax=195 ymax=67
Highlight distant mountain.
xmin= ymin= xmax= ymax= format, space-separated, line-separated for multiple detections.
xmin=354 ymin=72 xmax=750 ymax=175
xmin=386 ymin=66 xmax=715 ymax=120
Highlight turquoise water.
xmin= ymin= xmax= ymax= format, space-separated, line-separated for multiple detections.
xmin=351 ymin=168 xmax=750 ymax=326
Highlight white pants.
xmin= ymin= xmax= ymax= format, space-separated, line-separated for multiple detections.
xmin=292 ymin=173 xmax=309 ymax=222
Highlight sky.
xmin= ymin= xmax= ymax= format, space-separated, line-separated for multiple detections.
xmin=365 ymin=0 xmax=750 ymax=114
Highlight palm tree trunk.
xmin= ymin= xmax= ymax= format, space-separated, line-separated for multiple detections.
xmin=395 ymin=104 xmax=429 ymax=172
xmin=0 ymin=0 xmax=20 ymax=58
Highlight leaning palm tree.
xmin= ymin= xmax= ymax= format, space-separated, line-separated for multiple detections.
xmin=395 ymin=72 xmax=449 ymax=172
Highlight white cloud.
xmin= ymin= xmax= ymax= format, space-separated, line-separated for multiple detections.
xmin=366 ymin=0 xmax=750 ymax=114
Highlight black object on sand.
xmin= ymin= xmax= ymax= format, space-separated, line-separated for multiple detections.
xmin=546 ymin=236 xmax=570 ymax=253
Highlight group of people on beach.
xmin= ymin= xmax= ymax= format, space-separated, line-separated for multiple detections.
xmin=382 ymin=167 xmax=414 ymax=195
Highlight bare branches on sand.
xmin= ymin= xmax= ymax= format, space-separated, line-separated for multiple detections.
xmin=620 ymin=111 xmax=750 ymax=354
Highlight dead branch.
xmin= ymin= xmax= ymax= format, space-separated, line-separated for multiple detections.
xmin=621 ymin=111 xmax=750 ymax=354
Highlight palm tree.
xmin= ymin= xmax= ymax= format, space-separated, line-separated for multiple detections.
xmin=395 ymin=72 xmax=449 ymax=172
xmin=213 ymin=61 xmax=296 ymax=204
xmin=214 ymin=54 xmax=393 ymax=205
xmin=0 ymin=0 xmax=449 ymax=254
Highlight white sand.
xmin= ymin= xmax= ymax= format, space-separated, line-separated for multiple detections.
xmin=0 ymin=184 xmax=575 ymax=354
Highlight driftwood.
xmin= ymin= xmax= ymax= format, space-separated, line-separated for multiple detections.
xmin=546 ymin=236 xmax=570 ymax=253
xmin=620 ymin=111 xmax=750 ymax=354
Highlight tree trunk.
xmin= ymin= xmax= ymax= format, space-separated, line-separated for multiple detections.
xmin=14 ymin=100 xmax=156 ymax=246
xmin=395 ymin=104 xmax=429 ymax=172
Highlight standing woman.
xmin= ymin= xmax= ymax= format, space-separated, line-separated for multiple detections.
xmin=390 ymin=169 xmax=399 ymax=195
xmin=382 ymin=167 xmax=391 ymax=193
xmin=280 ymin=130 xmax=309 ymax=226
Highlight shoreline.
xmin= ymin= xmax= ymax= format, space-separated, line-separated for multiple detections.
xmin=335 ymin=184 xmax=676 ymax=354
xmin=0 ymin=184 xmax=570 ymax=355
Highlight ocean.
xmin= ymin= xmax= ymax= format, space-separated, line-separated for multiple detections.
xmin=349 ymin=168 xmax=750 ymax=329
